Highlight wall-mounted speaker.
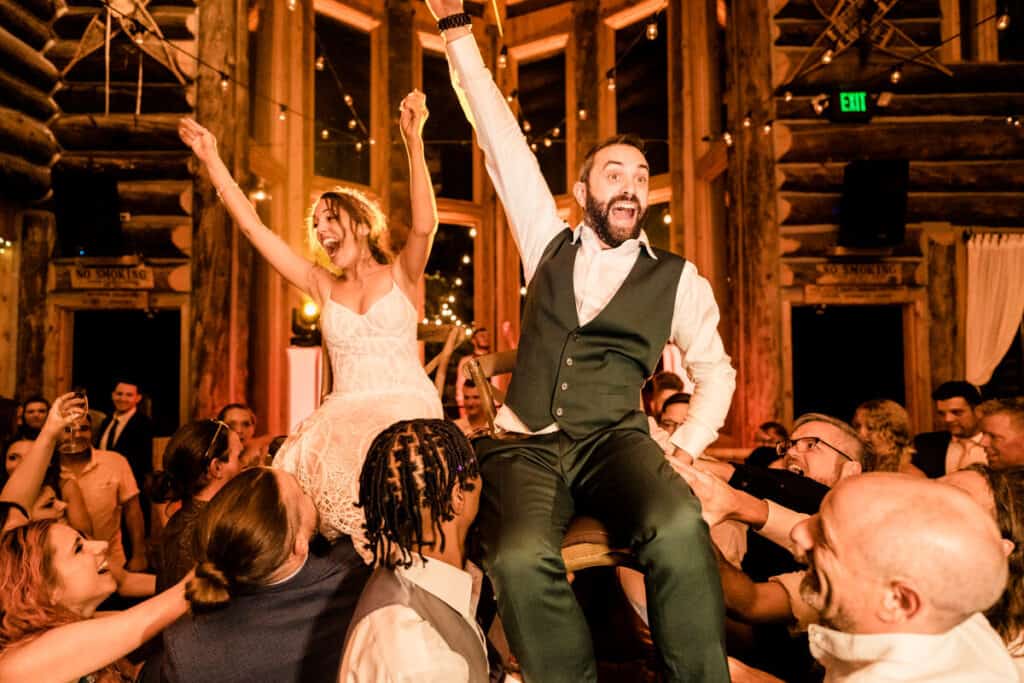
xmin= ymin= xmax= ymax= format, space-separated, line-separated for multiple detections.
xmin=838 ymin=159 xmax=910 ymax=249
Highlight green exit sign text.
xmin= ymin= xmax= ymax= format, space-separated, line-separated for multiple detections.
xmin=839 ymin=91 xmax=868 ymax=113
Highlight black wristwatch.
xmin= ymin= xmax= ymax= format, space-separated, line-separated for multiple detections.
xmin=437 ymin=11 xmax=471 ymax=32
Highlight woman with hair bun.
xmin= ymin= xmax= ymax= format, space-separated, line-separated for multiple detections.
xmin=150 ymin=420 xmax=243 ymax=591
xmin=179 ymin=89 xmax=443 ymax=559
xmin=160 ymin=467 xmax=370 ymax=682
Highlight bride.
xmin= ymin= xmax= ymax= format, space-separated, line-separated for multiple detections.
xmin=178 ymin=90 xmax=442 ymax=558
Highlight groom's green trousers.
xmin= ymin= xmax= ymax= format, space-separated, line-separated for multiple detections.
xmin=474 ymin=412 xmax=728 ymax=683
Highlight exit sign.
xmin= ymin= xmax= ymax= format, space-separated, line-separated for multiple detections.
xmin=829 ymin=88 xmax=875 ymax=122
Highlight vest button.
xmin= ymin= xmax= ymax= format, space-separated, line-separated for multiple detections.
xmin=555 ymin=407 xmax=564 ymax=417
xmin=561 ymin=382 xmax=568 ymax=391
xmin=566 ymin=357 xmax=573 ymax=366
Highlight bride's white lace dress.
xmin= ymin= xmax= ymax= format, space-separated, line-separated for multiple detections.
xmin=273 ymin=282 xmax=443 ymax=560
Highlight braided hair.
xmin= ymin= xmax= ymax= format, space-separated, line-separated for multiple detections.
xmin=358 ymin=419 xmax=479 ymax=569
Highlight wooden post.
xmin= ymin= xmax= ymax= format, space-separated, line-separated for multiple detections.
xmin=191 ymin=0 xmax=249 ymax=418
xmin=384 ymin=0 xmax=414 ymax=252
xmin=726 ymin=0 xmax=782 ymax=445
xmin=15 ymin=210 xmax=54 ymax=396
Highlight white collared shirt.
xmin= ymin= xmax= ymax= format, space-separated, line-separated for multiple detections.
xmin=809 ymin=613 xmax=1018 ymax=682
xmin=338 ymin=558 xmax=485 ymax=682
xmin=446 ymin=35 xmax=736 ymax=458
xmin=99 ymin=407 xmax=136 ymax=451
xmin=945 ymin=432 xmax=988 ymax=474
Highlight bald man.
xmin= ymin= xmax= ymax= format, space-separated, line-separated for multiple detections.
xmin=788 ymin=473 xmax=1015 ymax=682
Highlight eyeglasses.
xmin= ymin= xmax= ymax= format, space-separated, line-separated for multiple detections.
xmin=776 ymin=436 xmax=854 ymax=463
xmin=202 ymin=420 xmax=229 ymax=461
xmin=659 ymin=419 xmax=683 ymax=433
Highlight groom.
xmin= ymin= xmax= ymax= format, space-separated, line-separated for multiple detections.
xmin=427 ymin=2 xmax=736 ymax=681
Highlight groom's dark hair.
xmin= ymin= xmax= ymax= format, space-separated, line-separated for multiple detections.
xmin=358 ymin=419 xmax=479 ymax=569
xmin=578 ymin=133 xmax=647 ymax=184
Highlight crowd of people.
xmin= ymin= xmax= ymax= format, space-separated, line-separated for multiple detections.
xmin=2 ymin=1 xmax=1023 ymax=681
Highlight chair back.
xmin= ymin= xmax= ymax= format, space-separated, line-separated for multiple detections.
xmin=462 ymin=349 xmax=517 ymax=434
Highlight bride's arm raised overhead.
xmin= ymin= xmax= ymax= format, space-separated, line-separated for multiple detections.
xmin=178 ymin=118 xmax=322 ymax=304
xmin=394 ymin=89 xmax=439 ymax=292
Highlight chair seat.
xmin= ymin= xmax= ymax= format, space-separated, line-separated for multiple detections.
xmin=561 ymin=516 xmax=633 ymax=573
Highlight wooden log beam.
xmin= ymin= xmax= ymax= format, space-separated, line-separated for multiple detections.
xmin=0 ymin=24 xmax=59 ymax=91
xmin=16 ymin=0 xmax=64 ymax=22
xmin=49 ymin=38 xmax=197 ymax=81
xmin=774 ymin=17 xmax=940 ymax=47
xmin=116 ymin=179 xmax=192 ymax=216
xmin=0 ymin=151 xmax=51 ymax=199
xmin=0 ymin=0 xmax=54 ymax=50
xmin=777 ymin=92 xmax=1024 ymax=120
xmin=51 ymin=113 xmax=182 ymax=150
xmin=55 ymin=81 xmax=194 ymax=114
xmin=776 ymin=121 xmax=1024 ymax=162
xmin=727 ymin=0 xmax=783 ymax=443
xmin=54 ymin=6 xmax=196 ymax=40
xmin=57 ymin=150 xmax=192 ymax=178
xmin=119 ymin=213 xmax=192 ymax=255
xmin=778 ymin=191 xmax=1024 ymax=227
xmin=0 ymin=105 xmax=60 ymax=165
xmin=0 ymin=66 xmax=59 ymax=121
xmin=15 ymin=210 xmax=54 ymax=396
xmin=773 ymin=0 xmax=939 ymax=20
xmin=779 ymin=160 xmax=1024 ymax=193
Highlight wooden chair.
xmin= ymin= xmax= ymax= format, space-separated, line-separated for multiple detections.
xmin=320 ymin=323 xmax=462 ymax=402
xmin=462 ymin=351 xmax=635 ymax=574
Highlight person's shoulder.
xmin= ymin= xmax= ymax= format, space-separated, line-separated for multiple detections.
xmin=93 ymin=448 xmax=130 ymax=465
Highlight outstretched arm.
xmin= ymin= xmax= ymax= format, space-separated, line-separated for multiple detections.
xmin=395 ymin=90 xmax=438 ymax=289
xmin=178 ymin=118 xmax=321 ymax=304
xmin=1 ymin=392 xmax=83 ymax=526
xmin=0 ymin=577 xmax=189 ymax=682
xmin=426 ymin=0 xmax=564 ymax=282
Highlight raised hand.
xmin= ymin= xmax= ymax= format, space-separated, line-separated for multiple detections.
xmin=399 ymin=89 xmax=429 ymax=143
xmin=177 ymin=117 xmax=219 ymax=164
xmin=423 ymin=0 xmax=464 ymax=21
xmin=42 ymin=392 xmax=88 ymax=438
xmin=670 ymin=459 xmax=740 ymax=528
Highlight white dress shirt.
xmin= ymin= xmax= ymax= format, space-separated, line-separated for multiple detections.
xmin=945 ymin=432 xmax=988 ymax=474
xmin=445 ymin=35 xmax=736 ymax=458
xmin=809 ymin=613 xmax=1018 ymax=682
xmin=99 ymin=407 xmax=136 ymax=451
xmin=339 ymin=558 xmax=486 ymax=683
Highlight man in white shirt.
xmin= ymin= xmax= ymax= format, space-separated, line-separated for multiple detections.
xmin=790 ymin=473 xmax=1011 ymax=682
xmin=912 ymin=381 xmax=988 ymax=477
xmin=426 ymin=2 xmax=735 ymax=681
xmin=341 ymin=419 xmax=490 ymax=682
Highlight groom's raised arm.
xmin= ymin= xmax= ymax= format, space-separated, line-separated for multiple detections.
xmin=429 ymin=1 xmax=564 ymax=283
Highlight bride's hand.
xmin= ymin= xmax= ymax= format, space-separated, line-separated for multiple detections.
xmin=178 ymin=117 xmax=220 ymax=163
xmin=399 ymin=90 xmax=428 ymax=144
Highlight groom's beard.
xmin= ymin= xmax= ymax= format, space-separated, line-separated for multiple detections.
xmin=585 ymin=191 xmax=647 ymax=248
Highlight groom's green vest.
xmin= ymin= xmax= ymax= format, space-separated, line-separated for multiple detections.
xmin=505 ymin=229 xmax=685 ymax=440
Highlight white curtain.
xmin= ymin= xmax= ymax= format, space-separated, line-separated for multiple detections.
xmin=966 ymin=233 xmax=1024 ymax=386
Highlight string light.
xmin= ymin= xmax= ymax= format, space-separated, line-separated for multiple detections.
xmin=454 ymin=277 xmax=463 ymax=286
xmin=662 ymin=214 xmax=672 ymax=225
xmin=821 ymin=47 xmax=834 ymax=64
xmin=722 ymin=131 xmax=733 ymax=146
xmin=461 ymin=255 xmax=471 ymax=265
xmin=321 ymin=128 xmax=329 ymax=139
xmin=249 ymin=178 xmax=270 ymax=202
xmin=552 ymin=126 xmax=560 ymax=137
xmin=645 ymin=18 xmax=659 ymax=41
xmin=742 ymin=113 xmax=752 ymax=128
xmin=606 ymin=69 xmax=616 ymax=91
xmin=762 ymin=120 xmax=774 ymax=135
xmin=497 ymin=45 xmax=508 ymax=69
xmin=133 ymin=30 xmax=145 ymax=45
xmin=997 ymin=13 xmax=1010 ymax=31
xmin=343 ymin=94 xmax=353 ymax=106
xmin=347 ymin=119 xmax=357 ymax=130
xmin=577 ymin=108 xmax=588 ymax=121
xmin=468 ymin=228 xmax=478 ymax=238
xmin=355 ymin=141 xmax=363 ymax=152
xmin=520 ymin=286 xmax=528 ymax=296
xmin=543 ymin=137 xmax=552 ymax=147
xmin=522 ymin=120 xmax=532 ymax=133
xmin=219 ymin=73 xmax=230 ymax=91
xmin=315 ymin=55 xmax=325 ymax=71
xmin=286 ymin=0 xmax=296 ymax=11
xmin=278 ymin=104 xmax=287 ymax=121
xmin=530 ymin=142 xmax=538 ymax=151
xmin=784 ymin=91 xmax=793 ymax=102
xmin=889 ymin=66 xmax=902 ymax=84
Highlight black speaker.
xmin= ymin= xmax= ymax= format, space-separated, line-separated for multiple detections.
xmin=838 ymin=159 xmax=909 ymax=248
xmin=53 ymin=169 xmax=122 ymax=257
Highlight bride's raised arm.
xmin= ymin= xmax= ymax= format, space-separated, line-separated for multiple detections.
xmin=178 ymin=118 xmax=320 ymax=304
xmin=395 ymin=90 xmax=438 ymax=290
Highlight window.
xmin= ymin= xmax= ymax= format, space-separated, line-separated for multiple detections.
xmin=422 ymin=51 xmax=474 ymax=200
xmin=314 ymin=13 xmax=371 ymax=184
xmin=424 ymin=223 xmax=475 ymax=328
xmin=615 ymin=12 xmax=669 ymax=176
xmin=519 ymin=52 xmax=568 ymax=195
xmin=642 ymin=202 xmax=671 ymax=251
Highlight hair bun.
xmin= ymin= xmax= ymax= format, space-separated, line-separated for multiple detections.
xmin=187 ymin=561 xmax=232 ymax=611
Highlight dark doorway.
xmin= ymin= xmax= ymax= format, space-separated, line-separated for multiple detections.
xmin=72 ymin=310 xmax=181 ymax=436
xmin=791 ymin=304 xmax=905 ymax=422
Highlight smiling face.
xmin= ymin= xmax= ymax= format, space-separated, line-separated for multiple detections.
xmin=574 ymin=143 xmax=650 ymax=248
xmin=47 ymin=523 xmax=117 ymax=617
xmin=313 ymin=198 xmax=366 ymax=271
xmin=936 ymin=397 xmax=980 ymax=438
xmin=980 ymin=413 xmax=1024 ymax=470
xmin=111 ymin=382 xmax=141 ymax=415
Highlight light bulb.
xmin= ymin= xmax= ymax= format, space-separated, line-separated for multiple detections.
xmin=645 ymin=20 xmax=658 ymax=41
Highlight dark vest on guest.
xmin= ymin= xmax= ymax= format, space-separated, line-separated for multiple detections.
xmin=347 ymin=566 xmax=489 ymax=683
xmin=505 ymin=228 xmax=685 ymax=439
